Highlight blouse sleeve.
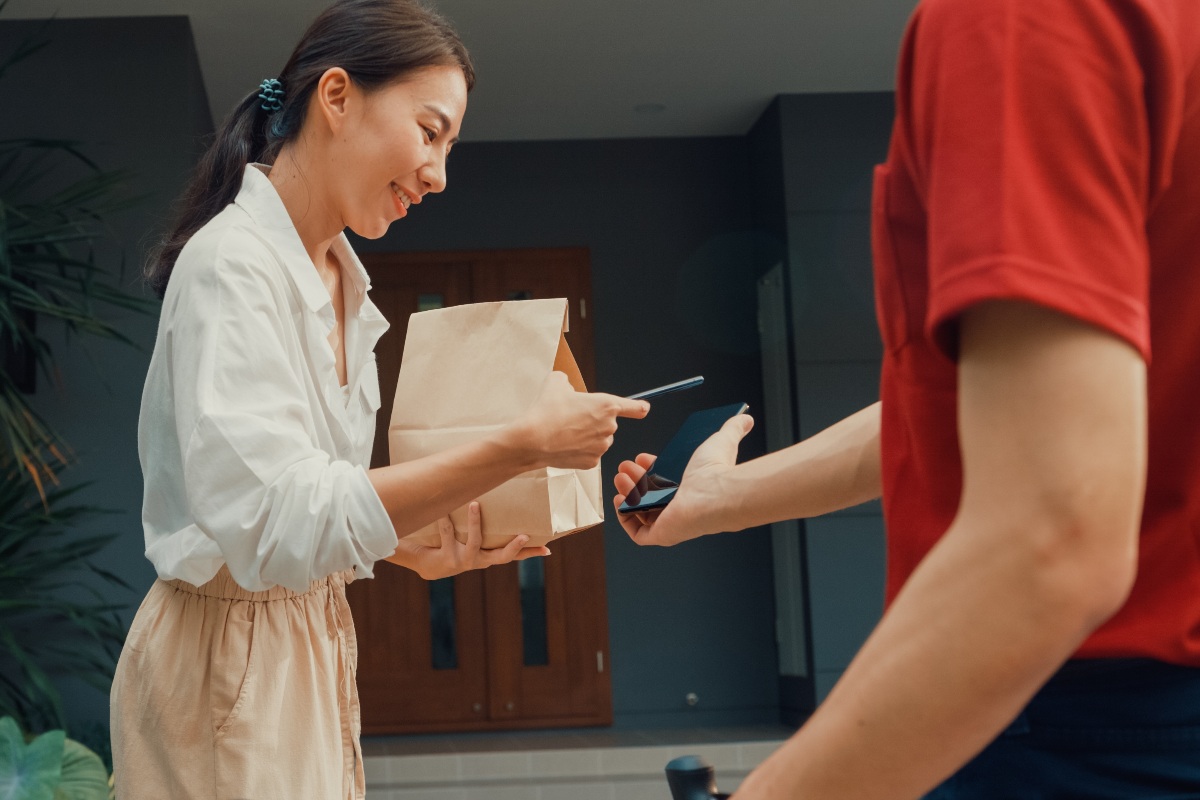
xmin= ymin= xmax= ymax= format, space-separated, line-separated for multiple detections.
xmin=170 ymin=235 xmax=397 ymax=592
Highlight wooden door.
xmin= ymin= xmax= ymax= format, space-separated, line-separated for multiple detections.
xmin=347 ymin=247 xmax=613 ymax=734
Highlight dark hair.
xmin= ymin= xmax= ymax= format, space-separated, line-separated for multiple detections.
xmin=145 ymin=0 xmax=474 ymax=298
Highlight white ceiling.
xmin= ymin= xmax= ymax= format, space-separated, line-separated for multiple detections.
xmin=5 ymin=0 xmax=918 ymax=142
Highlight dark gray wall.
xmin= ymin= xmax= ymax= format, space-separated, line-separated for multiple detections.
xmin=354 ymin=137 xmax=784 ymax=727
xmin=773 ymin=93 xmax=894 ymax=702
xmin=0 ymin=15 xmax=212 ymax=738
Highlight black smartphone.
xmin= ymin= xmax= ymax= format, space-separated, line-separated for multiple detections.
xmin=617 ymin=402 xmax=749 ymax=514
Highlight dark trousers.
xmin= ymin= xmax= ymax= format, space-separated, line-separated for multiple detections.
xmin=926 ymin=659 xmax=1200 ymax=799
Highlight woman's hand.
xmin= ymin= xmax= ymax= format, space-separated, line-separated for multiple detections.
xmin=389 ymin=501 xmax=550 ymax=580
xmin=507 ymin=371 xmax=650 ymax=471
xmin=612 ymin=413 xmax=754 ymax=546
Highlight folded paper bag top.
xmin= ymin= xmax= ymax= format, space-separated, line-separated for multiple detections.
xmin=388 ymin=298 xmax=604 ymax=549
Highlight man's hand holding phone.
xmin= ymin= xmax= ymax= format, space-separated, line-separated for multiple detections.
xmin=612 ymin=411 xmax=755 ymax=547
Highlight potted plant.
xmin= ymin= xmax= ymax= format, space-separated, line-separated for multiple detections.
xmin=0 ymin=4 xmax=152 ymax=774
xmin=0 ymin=7 xmax=149 ymax=493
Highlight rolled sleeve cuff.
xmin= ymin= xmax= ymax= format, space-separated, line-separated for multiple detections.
xmin=345 ymin=464 xmax=398 ymax=579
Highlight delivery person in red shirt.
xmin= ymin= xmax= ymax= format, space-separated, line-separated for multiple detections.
xmin=614 ymin=0 xmax=1200 ymax=796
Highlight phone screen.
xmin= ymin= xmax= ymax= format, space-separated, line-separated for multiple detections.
xmin=618 ymin=402 xmax=748 ymax=514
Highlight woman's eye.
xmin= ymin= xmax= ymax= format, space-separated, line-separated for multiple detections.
xmin=422 ymin=127 xmax=438 ymax=142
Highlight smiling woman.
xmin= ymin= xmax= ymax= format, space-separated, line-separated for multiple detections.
xmin=267 ymin=64 xmax=467 ymax=244
xmin=144 ymin=0 xmax=474 ymax=298
xmin=114 ymin=1 xmax=649 ymax=799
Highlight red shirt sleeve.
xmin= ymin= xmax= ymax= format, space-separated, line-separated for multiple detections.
xmin=901 ymin=0 xmax=1171 ymax=361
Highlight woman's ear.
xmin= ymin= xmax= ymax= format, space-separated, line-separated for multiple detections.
xmin=314 ymin=67 xmax=354 ymax=133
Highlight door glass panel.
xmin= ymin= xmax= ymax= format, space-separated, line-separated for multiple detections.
xmin=418 ymin=293 xmax=445 ymax=311
xmin=429 ymin=578 xmax=458 ymax=669
xmin=519 ymin=559 xmax=549 ymax=665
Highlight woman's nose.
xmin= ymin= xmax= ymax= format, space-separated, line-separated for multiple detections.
xmin=420 ymin=156 xmax=447 ymax=194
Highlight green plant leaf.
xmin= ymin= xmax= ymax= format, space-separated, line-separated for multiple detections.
xmin=0 ymin=717 xmax=63 ymax=800
xmin=0 ymin=629 xmax=65 ymax=730
xmin=84 ymin=568 xmax=132 ymax=594
xmin=0 ymin=6 xmax=53 ymax=86
xmin=0 ymin=129 xmax=151 ymax=489
xmin=52 ymin=739 xmax=107 ymax=800
xmin=0 ymin=465 xmax=128 ymax=732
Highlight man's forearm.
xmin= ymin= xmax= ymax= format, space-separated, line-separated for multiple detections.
xmin=718 ymin=402 xmax=882 ymax=532
xmin=734 ymin=503 xmax=1131 ymax=799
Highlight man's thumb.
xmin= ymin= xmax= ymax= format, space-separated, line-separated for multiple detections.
xmin=723 ymin=413 xmax=754 ymax=440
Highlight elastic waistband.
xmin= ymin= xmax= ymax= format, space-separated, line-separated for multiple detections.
xmin=163 ymin=565 xmax=350 ymax=602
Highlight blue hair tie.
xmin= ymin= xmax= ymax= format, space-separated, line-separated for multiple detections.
xmin=257 ymin=78 xmax=285 ymax=113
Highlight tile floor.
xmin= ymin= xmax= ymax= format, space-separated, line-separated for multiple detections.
xmin=361 ymin=724 xmax=791 ymax=800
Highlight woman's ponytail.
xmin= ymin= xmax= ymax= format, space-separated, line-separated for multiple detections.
xmin=144 ymin=91 xmax=273 ymax=298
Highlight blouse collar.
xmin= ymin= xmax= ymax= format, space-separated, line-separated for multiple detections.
xmin=233 ymin=163 xmax=376 ymax=316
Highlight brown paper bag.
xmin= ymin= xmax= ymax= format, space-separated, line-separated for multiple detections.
xmin=388 ymin=298 xmax=604 ymax=549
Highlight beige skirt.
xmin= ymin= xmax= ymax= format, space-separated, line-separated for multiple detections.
xmin=110 ymin=566 xmax=363 ymax=800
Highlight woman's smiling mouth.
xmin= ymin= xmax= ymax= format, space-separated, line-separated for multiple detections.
xmin=391 ymin=183 xmax=413 ymax=209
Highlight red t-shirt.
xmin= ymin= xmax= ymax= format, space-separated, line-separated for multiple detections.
xmin=875 ymin=0 xmax=1200 ymax=663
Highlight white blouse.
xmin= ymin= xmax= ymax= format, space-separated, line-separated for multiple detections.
xmin=138 ymin=164 xmax=398 ymax=592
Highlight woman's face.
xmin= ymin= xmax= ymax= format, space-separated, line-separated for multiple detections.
xmin=331 ymin=65 xmax=468 ymax=239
